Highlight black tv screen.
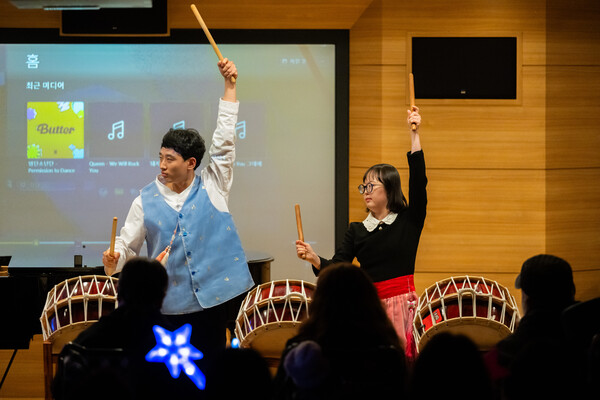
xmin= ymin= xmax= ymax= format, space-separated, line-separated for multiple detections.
xmin=412 ymin=37 xmax=517 ymax=99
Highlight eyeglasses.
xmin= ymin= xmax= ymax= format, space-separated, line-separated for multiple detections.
xmin=358 ymin=182 xmax=382 ymax=194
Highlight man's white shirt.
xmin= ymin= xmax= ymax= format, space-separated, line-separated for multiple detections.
xmin=112 ymin=98 xmax=239 ymax=272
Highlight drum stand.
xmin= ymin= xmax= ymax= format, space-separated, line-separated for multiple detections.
xmin=42 ymin=341 xmax=59 ymax=400
xmin=264 ymin=357 xmax=281 ymax=377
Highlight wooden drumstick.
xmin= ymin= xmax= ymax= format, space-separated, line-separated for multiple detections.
xmin=109 ymin=217 xmax=118 ymax=256
xmin=190 ymin=4 xmax=236 ymax=83
xmin=409 ymin=73 xmax=417 ymax=131
xmin=295 ymin=204 xmax=306 ymax=259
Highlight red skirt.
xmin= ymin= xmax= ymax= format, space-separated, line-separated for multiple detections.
xmin=374 ymin=275 xmax=418 ymax=363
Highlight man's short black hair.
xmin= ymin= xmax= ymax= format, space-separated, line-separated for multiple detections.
xmin=161 ymin=128 xmax=206 ymax=170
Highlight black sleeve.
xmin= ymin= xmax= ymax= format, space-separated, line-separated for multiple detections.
xmin=407 ymin=150 xmax=427 ymax=224
xmin=312 ymin=224 xmax=357 ymax=276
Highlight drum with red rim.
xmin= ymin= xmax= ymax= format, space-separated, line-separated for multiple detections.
xmin=40 ymin=275 xmax=118 ymax=352
xmin=235 ymin=279 xmax=315 ymax=359
xmin=413 ymin=276 xmax=520 ymax=352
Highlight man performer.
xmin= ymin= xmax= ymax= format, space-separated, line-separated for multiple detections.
xmin=102 ymin=58 xmax=254 ymax=364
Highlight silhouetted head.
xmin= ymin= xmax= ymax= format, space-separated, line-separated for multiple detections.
xmin=117 ymin=257 xmax=168 ymax=310
xmin=298 ymin=262 xmax=401 ymax=349
xmin=411 ymin=333 xmax=492 ymax=400
xmin=516 ymin=254 xmax=575 ymax=312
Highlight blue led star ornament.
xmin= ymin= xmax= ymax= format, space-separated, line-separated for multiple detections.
xmin=145 ymin=323 xmax=206 ymax=390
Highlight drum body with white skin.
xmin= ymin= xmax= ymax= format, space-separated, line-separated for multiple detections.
xmin=413 ymin=276 xmax=520 ymax=352
xmin=40 ymin=275 xmax=119 ymax=352
xmin=235 ymin=279 xmax=314 ymax=359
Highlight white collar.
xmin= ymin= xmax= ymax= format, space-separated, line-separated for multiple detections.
xmin=362 ymin=212 xmax=398 ymax=232
xmin=156 ymin=175 xmax=196 ymax=198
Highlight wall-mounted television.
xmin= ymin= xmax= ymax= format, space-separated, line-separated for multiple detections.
xmin=412 ymin=36 xmax=518 ymax=99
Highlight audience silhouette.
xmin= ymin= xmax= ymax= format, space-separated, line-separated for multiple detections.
xmin=272 ymin=262 xmax=407 ymax=400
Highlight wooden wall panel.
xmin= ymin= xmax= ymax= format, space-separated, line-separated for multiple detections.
xmin=349 ymin=0 xmax=549 ymax=285
xmin=572 ymin=269 xmax=600 ymax=303
xmin=379 ymin=66 xmax=546 ymax=170
xmin=352 ymin=1 xmax=545 ymax=66
xmin=0 ymin=0 xmax=374 ymax=30
xmin=351 ymin=0 xmax=547 ymax=67
xmin=168 ymin=0 xmax=374 ymax=29
xmin=546 ymin=0 xmax=600 ymax=66
xmin=546 ymin=67 xmax=600 ymax=169
xmin=349 ymin=0 xmax=383 ymax=65
xmin=546 ymin=0 xmax=600 ymax=296
xmin=0 ymin=1 xmax=60 ymax=28
xmin=414 ymin=169 xmax=545 ymax=273
xmin=523 ymin=30 xmax=547 ymax=66
xmin=348 ymin=2 xmax=548 ymax=171
xmin=349 ymin=65 xmax=384 ymax=168
xmin=546 ymin=169 xmax=600 ymax=270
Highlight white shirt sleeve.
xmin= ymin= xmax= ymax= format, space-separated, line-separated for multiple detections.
xmin=200 ymin=98 xmax=239 ymax=211
xmin=111 ymin=98 xmax=239 ymax=270
xmin=113 ymin=195 xmax=147 ymax=272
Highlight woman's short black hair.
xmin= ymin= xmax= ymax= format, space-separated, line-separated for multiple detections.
xmin=161 ymin=128 xmax=206 ymax=170
xmin=362 ymin=164 xmax=408 ymax=213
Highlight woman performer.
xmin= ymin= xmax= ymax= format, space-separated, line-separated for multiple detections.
xmin=296 ymin=106 xmax=426 ymax=361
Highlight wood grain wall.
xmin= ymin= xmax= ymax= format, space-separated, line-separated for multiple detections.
xmin=347 ymin=0 xmax=599 ymax=317
xmin=349 ymin=0 xmax=550 ymax=304
xmin=1 ymin=0 xmax=599 ymax=398
xmin=0 ymin=0 xmax=374 ymax=29
xmin=545 ymin=0 xmax=600 ymax=303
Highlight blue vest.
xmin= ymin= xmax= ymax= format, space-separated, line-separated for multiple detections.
xmin=141 ymin=177 xmax=254 ymax=314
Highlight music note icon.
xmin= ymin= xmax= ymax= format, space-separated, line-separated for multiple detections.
xmin=173 ymin=120 xmax=185 ymax=130
xmin=235 ymin=121 xmax=246 ymax=139
xmin=108 ymin=120 xmax=125 ymax=140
